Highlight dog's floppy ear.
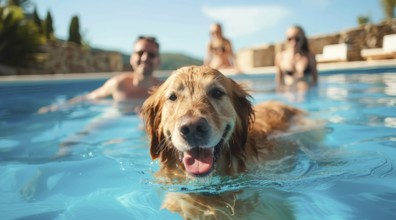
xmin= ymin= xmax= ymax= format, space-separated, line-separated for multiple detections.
xmin=229 ymin=79 xmax=254 ymax=153
xmin=141 ymin=86 xmax=164 ymax=160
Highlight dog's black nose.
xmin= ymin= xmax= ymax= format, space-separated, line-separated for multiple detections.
xmin=179 ymin=117 xmax=210 ymax=145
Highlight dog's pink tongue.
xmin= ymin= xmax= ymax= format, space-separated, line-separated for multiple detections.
xmin=182 ymin=148 xmax=214 ymax=175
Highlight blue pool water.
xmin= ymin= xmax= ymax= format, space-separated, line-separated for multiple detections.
xmin=1 ymin=68 xmax=396 ymax=219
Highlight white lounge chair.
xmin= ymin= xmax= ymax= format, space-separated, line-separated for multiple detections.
xmin=361 ymin=34 xmax=396 ymax=60
xmin=316 ymin=43 xmax=350 ymax=63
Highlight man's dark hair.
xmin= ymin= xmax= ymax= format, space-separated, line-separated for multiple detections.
xmin=136 ymin=35 xmax=160 ymax=51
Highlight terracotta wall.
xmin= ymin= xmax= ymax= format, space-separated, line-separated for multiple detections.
xmin=237 ymin=20 xmax=396 ymax=68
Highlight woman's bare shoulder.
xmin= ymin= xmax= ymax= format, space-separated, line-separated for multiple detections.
xmin=275 ymin=51 xmax=286 ymax=63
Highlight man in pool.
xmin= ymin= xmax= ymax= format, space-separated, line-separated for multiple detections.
xmin=20 ymin=37 xmax=162 ymax=201
xmin=38 ymin=36 xmax=162 ymax=113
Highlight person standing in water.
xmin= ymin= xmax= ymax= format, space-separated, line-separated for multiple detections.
xmin=275 ymin=25 xmax=318 ymax=92
xmin=204 ymin=23 xmax=239 ymax=73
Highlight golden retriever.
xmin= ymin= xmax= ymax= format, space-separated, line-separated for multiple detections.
xmin=141 ymin=65 xmax=319 ymax=218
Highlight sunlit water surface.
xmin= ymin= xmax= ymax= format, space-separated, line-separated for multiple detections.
xmin=1 ymin=69 xmax=396 ymax=219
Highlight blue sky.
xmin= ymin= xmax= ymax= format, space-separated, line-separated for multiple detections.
xmin=30 ymin=0 xmax=384 ymax=59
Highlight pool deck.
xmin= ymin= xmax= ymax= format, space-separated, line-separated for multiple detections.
xmin=238 ymin=59 xmax=396 ymax=75
xmin=0 ymin=59 xmax=395 ymax=82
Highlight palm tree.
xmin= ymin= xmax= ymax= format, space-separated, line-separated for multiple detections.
xmin=381 ymin=0 xmax=396 ymax=19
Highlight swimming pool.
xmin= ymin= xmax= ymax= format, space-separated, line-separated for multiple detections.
xmin=1 ymin=68 xmax=396 ymax=219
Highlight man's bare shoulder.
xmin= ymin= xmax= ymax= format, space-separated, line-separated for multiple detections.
xmin=108 ymin=72 xmax=135 ymax=83
xmin=114 ymin=72 xmax=136 ymax=79
xmin=153 ymin=77 xmax=163 ymax=85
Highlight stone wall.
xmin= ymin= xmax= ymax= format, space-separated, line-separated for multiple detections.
xmin=237 ymin=44 xmax=275 ymax=70
xmin=237 ymin=19 xmax=396 ymax=68
xmin=0 ymin=41 xmax=123 ymax=75
xmin=42 ymin=41 xmax=123 ymax=74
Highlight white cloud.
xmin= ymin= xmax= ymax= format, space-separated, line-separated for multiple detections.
xmin=202 ymin=5 xmax=292 ymax=38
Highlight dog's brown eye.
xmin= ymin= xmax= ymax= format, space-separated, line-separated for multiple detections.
xmin=210 ymin=88 xmax=225 ymax=99
xmin=168 ymin=93 xmax=177 ymax=101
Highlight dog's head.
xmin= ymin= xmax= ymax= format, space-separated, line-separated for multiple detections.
xmin=141 ymin=66 xmax=254 ymax=177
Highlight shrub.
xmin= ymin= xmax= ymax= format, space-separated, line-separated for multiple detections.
xmin=0 ymin=6 xmax=45 ymax=67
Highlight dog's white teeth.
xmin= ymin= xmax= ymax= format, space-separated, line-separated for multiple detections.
xmin=179 ymin=152 xmax=183 ymax=161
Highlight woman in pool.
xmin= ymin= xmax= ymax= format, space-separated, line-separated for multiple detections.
xmin=275 ymin=25 xmax=318 ymax=91
xmin=204 ymin=23 xmax=239 ymax=73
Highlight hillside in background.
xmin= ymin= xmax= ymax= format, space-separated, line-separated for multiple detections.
xmin=159 ymin=52 xmax=203 ymax=70
xmin=122 ymin=52 xmax=203 ymax=71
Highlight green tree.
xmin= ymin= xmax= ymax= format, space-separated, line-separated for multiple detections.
xmin=159 ymin=53 xmax=203 ymax=70
xmin=43 ymin=10 xmax=54 ymax=40
xmin=32 ymin=6 xmax=41 ymax=33
xmin=0 ymin=6 xmax=45 ymax=67
xmin=6 ymin=0 xmax=30 ymax=7
xmin=6 ymin=0 xmax=31 ymax=11
xmin=381 ymin=0 xmax=396 ymax=19
xmin=357 ymin=15 xmax=370 ymax=25
xmin=68 ymin=15 xmax=82 ymax=45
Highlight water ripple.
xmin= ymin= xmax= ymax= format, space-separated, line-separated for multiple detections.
xmin=152 ymin=143 xmax=396 ymax=195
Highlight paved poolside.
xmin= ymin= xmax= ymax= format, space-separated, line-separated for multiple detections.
xmin=240 ymin=59 xmax=396 ymax=75
xmin=0 ymin=59 xmax=395 ymax=82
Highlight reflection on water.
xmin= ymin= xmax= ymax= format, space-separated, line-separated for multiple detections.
xmin=0 ymin=71 xmax=396 ymax=219
xmin=325 ymin=87 xmax=349 ymax=100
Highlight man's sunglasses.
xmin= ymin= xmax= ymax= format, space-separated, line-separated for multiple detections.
xmin=135 ymin=50 xmax=158 ymax=59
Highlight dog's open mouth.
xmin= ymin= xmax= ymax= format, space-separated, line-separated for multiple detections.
xmin=181 ymin=125 xmax=230 ymax=177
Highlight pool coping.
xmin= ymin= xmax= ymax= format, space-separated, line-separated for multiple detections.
xmin=0 ymin=59 xmax=395 ymax=82
xmin=240 ymin=59 xmax=396 ymax=75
